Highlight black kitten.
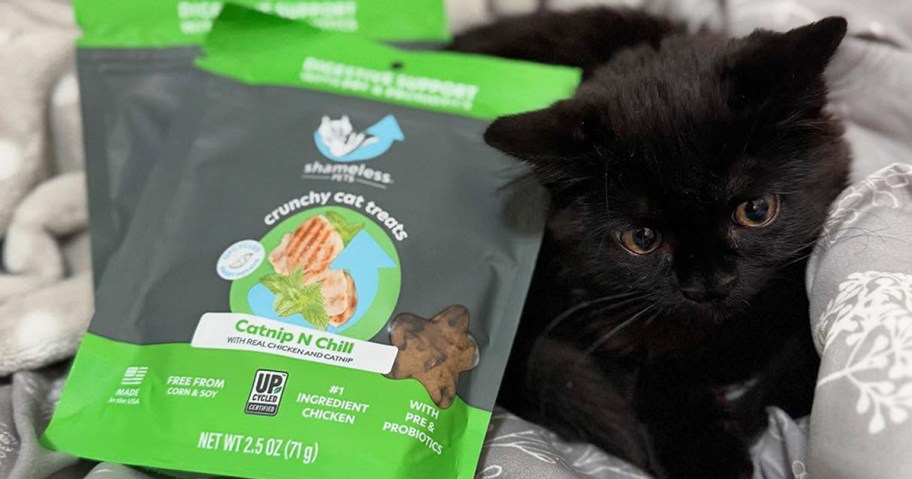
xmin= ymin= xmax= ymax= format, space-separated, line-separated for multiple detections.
xmin=453 ymin=9 xmax=850 ymax=479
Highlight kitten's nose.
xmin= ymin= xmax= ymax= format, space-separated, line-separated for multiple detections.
xmin=680 ymin=274 xmax=736 ymax=303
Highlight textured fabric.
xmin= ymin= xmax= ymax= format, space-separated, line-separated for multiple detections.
xmin=1 ymin=0 xmax=911 ymax=479
xmin=0 ymin=0 xmax=92 ymax=377
xmin=0 ymin=364 xmax=87 ymax=479
xmin=807 ymin=164 xmax=912 ymax=479
xmin=0 ymin=174 xmax=93 ymax=376
xmin=0 ymin=0 xmax=81 ymax=236
xmin=476 ymin=407 xmax=809 ymax=479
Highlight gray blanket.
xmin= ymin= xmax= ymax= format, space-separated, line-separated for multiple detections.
xmin=2 ymin=0 xmax=912 ymax=478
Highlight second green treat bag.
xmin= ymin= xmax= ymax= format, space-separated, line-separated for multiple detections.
xmin=75 ymin=0 xmax=450 ymax=282
xmin=44 ymin=5 xmax=582 ymax=479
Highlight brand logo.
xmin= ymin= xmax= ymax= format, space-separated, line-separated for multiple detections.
xmin=217 ymin=240 xmax=265 ymax=280
xmin=314 ymin=115 xmax=404 ymax=162
xmin=245 ymin=370 xmax=288 ymax=416
xmin=302 ymin=161 xmax=394 ymax=188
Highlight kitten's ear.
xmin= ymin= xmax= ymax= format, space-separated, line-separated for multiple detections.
xmin=485 ymin=99 xmax=601 ymax=185
xmin=727 ymin=17 xmax=847 ymax=107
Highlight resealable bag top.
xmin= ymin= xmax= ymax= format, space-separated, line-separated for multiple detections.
xmin=45 ymin=5 xmax=581 ymax=479
xmin=75 ymin=0 xmax=450 ymax=47
xmin=76 ymin=0 xmax=450 ymax=283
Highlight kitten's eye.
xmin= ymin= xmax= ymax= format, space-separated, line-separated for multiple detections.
xmin=733 ymin=194 xmax=779 ymax=228
xmin=618 ymin=227 xmax=661 ymax=255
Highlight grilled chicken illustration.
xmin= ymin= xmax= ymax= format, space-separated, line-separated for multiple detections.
xmin=268 ymin=215 xmax=357 ymax=326
xmin=269 ymin=215 xmax=345 ymax=276
xmin=305 ymin=269 xmax=357 ymax=327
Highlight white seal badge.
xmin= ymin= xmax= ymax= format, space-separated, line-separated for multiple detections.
xmin=217 ymin=240 xmax=265 ymax=280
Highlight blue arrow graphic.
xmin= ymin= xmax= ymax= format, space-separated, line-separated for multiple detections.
xmin=314 ymin=115 xmax=404 ymax=162
xmin=329 ymin=230 xmax=396 ymax=326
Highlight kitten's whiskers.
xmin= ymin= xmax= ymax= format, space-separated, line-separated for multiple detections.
xmin=580 ymin=304 xmax=657 ymax=358
xmin=540 ymin=291 xmax=640 ymax=340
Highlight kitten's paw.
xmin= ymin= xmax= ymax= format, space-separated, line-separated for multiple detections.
xmin=678 ymin=453 xmax=752 ymax=479
xmin=655 ymin=429 xmax=753 ymax=479
xmin=729 ymin=402 xmax=771 ymax=439
xmin=662 ymin=458 xmax=752 ymax=479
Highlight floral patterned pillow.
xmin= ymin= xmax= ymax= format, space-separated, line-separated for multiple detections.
xmin=807 ymin=163 xmax=912 ymax=478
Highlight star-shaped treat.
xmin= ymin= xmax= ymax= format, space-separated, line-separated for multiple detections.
xmin=387 ymin=305 xmax=478 ymax=409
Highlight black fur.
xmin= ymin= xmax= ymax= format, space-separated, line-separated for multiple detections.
xmin=452 ymin=9 xmax=850 ymax=479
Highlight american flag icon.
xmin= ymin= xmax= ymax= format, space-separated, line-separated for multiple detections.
xmin=121 ymin=366 xmax=149 ymax=386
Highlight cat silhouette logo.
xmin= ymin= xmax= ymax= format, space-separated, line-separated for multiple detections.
xmin=314 ymin=115 xmax=404 ymax=162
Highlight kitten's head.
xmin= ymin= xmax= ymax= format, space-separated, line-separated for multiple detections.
xmin=487 ymin=17 xmax=850 ymax=321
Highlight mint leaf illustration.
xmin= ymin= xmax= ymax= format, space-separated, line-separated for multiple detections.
xmin=325 ymin=211 xmax=364 ymax=245
xmin=260 ymin=269 xmax=330 ymax=330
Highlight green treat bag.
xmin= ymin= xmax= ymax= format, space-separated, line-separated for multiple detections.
xmin=75 ymin=0 xmax=450 ymax=283
xmin=45 ymin=5 xmax=582 ymax=479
